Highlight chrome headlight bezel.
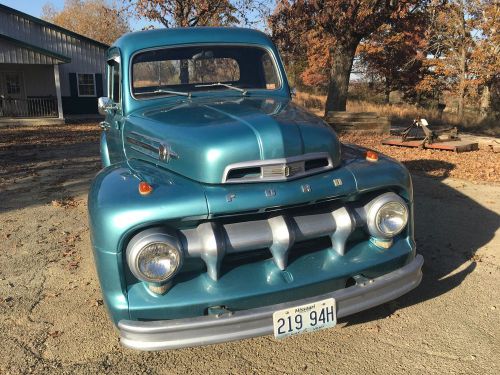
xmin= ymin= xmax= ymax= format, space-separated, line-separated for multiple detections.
xmin=366 ymin=192 xmax=409 ymax=239
xmin=126 ymin=229 xmax=183 ymax=284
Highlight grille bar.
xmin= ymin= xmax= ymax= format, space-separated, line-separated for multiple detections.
xmin=180 ymin=204 xmax=358 ymax=280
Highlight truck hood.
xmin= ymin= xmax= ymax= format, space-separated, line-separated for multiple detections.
xmin=124 ymin=96 xmax=341 ymax=184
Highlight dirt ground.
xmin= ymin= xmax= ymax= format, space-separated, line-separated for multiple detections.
xmin=0 ymin=123 xmax=499 ymax=374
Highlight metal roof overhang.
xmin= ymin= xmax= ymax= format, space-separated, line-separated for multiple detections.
xmin=0 ymin=33 xmax=71 ymax=65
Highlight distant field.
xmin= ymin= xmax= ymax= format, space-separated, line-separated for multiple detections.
xmin=294 ymin=92 xmax=499 ymax=136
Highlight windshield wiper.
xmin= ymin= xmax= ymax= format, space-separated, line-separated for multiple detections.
xmin=194 ymin=82 xmax=248 ymax=95
xmin=135 ymin=89 xmax=192 ymax=98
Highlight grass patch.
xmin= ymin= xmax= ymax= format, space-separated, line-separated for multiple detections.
xmin=294 ymin=92 xmax=499 ymax=136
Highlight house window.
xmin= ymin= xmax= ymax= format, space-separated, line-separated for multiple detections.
xmin=77 ymin=73 xmax=96 ymax=97
xmin=5 ymin=73 xmax=22 ymax=95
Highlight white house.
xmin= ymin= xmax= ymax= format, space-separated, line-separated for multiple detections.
xmin=0 ymin=4 xmax=108 ymax=123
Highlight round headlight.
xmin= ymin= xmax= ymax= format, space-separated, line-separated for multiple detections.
xmin=126 ymin=229 xmax=183 ymax=284
xmin=375 ymin=201 xmax=408 ymax=236
xmin=136 ymin=242 xmax=181 ymax=282
xmin=366 ymin=193 xmax=409 ymax=239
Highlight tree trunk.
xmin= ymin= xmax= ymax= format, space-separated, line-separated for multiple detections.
xmin=457 ymin=44 xmax=466 ymax=120
xmin=456 ymin=7 xmax=467 ymax=121
xmin=384 ymin=79 xmax=391 ymax=104
xmin=324 ymin=38 xmax=359 ymax=116
xmin=479 ymin=83 xmax=491 ymax=120
xmin=179 ymin=59 xmax=189 ymax=84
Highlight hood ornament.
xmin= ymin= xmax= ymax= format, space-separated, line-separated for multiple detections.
xmin=159 ymin=143 xmax=178 ymax=163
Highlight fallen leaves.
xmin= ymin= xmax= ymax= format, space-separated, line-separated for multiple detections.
xmin=57 ymin=231 xmax=83 ymax=271
xmin=51 ymin=196 xmax=78 ymax=208
xmin=364 ymin=324 xmax=382 ymax=333
xmin=341 ymin=133 xmax=500 ymax=183
xmin=48 ymin=330 xmax=63 ymax=338
xmin=44 ymin=292 xmax=60 ymax=298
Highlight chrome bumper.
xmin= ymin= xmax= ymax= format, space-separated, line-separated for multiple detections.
xmin=119 ymin=254 xmax=423 ymax=351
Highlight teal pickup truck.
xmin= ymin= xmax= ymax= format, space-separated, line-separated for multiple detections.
xmin=88 ymin=27 xmax=423 ymax=351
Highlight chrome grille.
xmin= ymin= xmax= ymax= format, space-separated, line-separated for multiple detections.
xmin=222 ymin=152 xmax=334 ymax=183
xmin=180 ymin=203 xmax=361 ymax=280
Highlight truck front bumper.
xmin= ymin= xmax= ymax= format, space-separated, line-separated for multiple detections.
xmin=118 ymin=254 xmax=423 ymax=351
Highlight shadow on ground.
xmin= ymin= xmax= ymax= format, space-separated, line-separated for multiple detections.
xmin=344 ymin=159 xmax=499 ymax=326
xmin=0 ymin=122 xmax=101 ymax=212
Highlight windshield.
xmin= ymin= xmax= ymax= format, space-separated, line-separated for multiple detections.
xmin=131 ymin=45 xmax=281 ymax=98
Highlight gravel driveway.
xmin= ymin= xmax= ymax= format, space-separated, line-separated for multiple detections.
xmin=0 ymin=123 xmax=499 ymax=374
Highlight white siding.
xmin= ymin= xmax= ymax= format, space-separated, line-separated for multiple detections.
xmin=0 ymin=8 xmax=107 ymax=96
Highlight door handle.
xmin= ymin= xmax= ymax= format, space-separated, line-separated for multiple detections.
xmin=100 ymin=121 xmax=111 ymax=131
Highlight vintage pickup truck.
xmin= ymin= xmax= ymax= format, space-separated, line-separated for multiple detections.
xmin=89 ymin=27 xmax=423 ymax=351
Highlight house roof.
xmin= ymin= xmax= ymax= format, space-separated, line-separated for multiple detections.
xmin=0 ymin=33 xmax=71 ymax=64
xmin=0 ymin=4 xmax=109 ymax=49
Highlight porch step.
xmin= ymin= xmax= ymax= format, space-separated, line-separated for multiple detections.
xmin=325 ymin=111 xmax=391 ymax=135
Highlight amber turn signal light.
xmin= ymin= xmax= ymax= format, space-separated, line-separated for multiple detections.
xmin=366 ymin=150 xmax=379 ymax=162
xmin=138 ymin=181 xmax=153 ymax=195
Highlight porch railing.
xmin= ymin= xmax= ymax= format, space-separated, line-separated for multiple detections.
xmin=0 ymin=97 xmax=59 ymax=118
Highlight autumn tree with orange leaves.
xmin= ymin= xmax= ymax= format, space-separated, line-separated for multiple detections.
xmin=416 ymin=0 xmax=499 ymax=120
xmin=126 ymin=0 xmax=238 ymax=28
xmin=469 ymin=0 xmax=499 ymax=119
xmin=357 ymin=11 xmax=428 ymax=104
xmin=270 ymin=0 xmax=426 ymax=115
xmin=42 ymin=0 xmax=130 ymax=45
xmin=126 ymin=0 xmax=270 ymax=28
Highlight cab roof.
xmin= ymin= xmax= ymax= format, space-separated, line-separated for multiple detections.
xmin=112 ymin=27 xmax=274 ymax=56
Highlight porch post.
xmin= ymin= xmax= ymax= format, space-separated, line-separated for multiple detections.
xmin=53 ymin=64 xmax=64 ymax=120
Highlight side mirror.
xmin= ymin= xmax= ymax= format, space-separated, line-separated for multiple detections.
xmin=290 ymin=87 xmax=297 ymax=97
xmin=98 ymin=97 xmax=115 ymax=116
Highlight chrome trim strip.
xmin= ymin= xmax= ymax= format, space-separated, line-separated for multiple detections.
xmin=222 ymin=152 xmax=334 ymax=183
xmin=129 ymin=145 xmax=157 ymax=159
xmin=128 ymin=131 xmax=163 ymax=146
xmin=126 ymin=132 xmax=177 ymax=161
xmin=126 ymin=136 xmax=159 ymax=153
xmin=118 ymin=255 xmax=423 ymax=351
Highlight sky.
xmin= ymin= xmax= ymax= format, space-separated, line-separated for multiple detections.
xmin=0 ymin=0 xmax=271 ymax=31
xmin=0 ymin=0 xmax=154 ymax=30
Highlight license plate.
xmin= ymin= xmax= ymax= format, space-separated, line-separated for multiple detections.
xmin=272 ymin=298 xmax=337 ymax=339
